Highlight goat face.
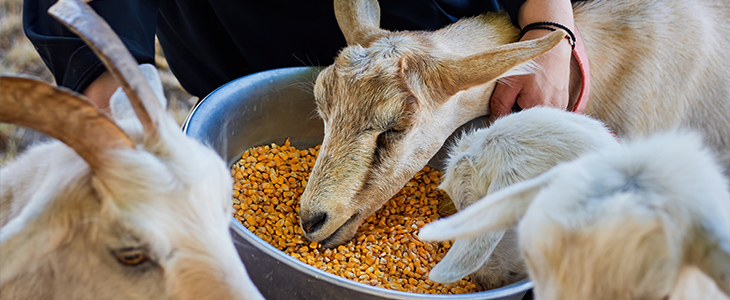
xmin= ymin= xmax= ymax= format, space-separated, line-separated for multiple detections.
xmin=301 ymin=36 xmax=448 ymax=246
xmin=0 ymin=0 xmax=263 ymax=298
xmin=101 ymin=110 xmax=251 ymax=300
xmin=0 ymin=68 xmax=262 ymax=300
xmin=428 ymin=107 xmax=618 ymax=290
xmin=299 ymin=0 xmax=567 ymax=247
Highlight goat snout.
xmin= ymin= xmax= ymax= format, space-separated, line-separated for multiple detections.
xmin=301 ymin=212 xmax=328 ymax=235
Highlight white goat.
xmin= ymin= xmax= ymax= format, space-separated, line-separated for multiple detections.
xmin=0 ymin=0 xmax=263 ymax=299
xmin=420 ymin=131 xmax=730 ymax=300
xmin=429 ymin=106 xmax=619 ymax=290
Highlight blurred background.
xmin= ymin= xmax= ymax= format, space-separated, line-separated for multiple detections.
xmin=0 ymin=0 xmax=197 ymax=165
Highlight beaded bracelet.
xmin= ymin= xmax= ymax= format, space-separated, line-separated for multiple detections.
xmin=520 ymin=22 xmax=576 ymax=50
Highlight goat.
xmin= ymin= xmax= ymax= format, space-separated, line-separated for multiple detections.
xmin=419 ymin=131 xmax=730 ymax=300
xmin=0 ymin=0 xmax=263 ymax=299
xmin=428 ymin=106 xmax=619 ymax=290
xmin=297 ymin=0 xmax=730 ymax=252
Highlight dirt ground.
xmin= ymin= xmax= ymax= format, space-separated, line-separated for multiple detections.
xmin=0 ymin=0 xmax=197 ymax=165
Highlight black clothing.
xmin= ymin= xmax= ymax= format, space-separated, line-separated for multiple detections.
xmin=24 ymin=0 xmax=522 ymax=98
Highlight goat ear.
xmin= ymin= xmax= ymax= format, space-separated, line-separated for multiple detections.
xmin=334 ymin=0 xmax=388 ymax=45
xmin=687 ymin=222 xmax=730 ymax=296
xmin=428 ymin=231 xmax=505 ymax=283
xmin=111 ymin=64 xmax=167 ymax=122
xmin=419 ymin=167 xmax=558 ymax=241
xmin=0 ymin=76 xmax=134 ymax=170
xmin=440 ymin=30 xmax=566 ymax=96
xmin=49 ymin=0 xmax=165 ymax=140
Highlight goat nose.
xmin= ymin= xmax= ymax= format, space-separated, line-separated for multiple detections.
xmin=301 ymin=212 xmax=327 ymax=235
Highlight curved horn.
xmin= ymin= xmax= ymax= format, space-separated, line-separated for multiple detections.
xmin=334 ymin=0 xmax=387 ymax=45
xmin=47 ymin=0 xmax=164 ymax=139
xmin=0 ymin=76 xmax=134 ymax=169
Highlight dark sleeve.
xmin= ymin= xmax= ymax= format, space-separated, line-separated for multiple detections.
xmin=496 ymin=0 xmax=527 ymax=28
xmin=23 ymin=0 xmax=160 ymax=93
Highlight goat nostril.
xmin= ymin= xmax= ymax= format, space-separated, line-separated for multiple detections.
xmin=302 ymin=212 xmax=327 ymax=234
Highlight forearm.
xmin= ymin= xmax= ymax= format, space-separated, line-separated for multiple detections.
xmin=82 ymin=72 xmax=119 ymax=115
xmin=489 ymin=0 xmax=576 ymax=120
xmin=517 ymin=0 xmax=574 ymax=59
xmin=518 ymin=0 xmax=574 ymax=31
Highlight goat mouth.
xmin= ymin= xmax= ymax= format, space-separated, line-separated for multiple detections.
xmin=319 ymin=212 xmax=359 ymax=248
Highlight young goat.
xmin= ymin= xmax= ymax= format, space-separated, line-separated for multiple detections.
xmin=298 ymin=0 xmax=730 ymax=250
xmin=429 ymin=107 xmax=619 ymax=290
xmin=0 ymin=0 xmax=263 ymax=299
xmin=419 ymin=131 xmax=730 ymax=300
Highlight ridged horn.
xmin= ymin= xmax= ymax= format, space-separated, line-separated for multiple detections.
xmin=48 ymin=0 xmax=164 ymax=139
xmin=0 ymin=76 xmax=134 ymax=169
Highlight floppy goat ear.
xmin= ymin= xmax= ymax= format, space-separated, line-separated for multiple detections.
xmin=439 ymin=30 xmax=566 ymax=97
xmin=428 ymin=231 xmax=506 ymax=283
xmin=419 ymin=168 xmax=558 ymax=242
xmin=334 ymin=0 xmax=388 ymax=45
xmin=687 ymin=222 xmax=730 ymax=296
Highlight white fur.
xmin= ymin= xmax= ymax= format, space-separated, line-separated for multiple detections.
xmin=429 ymin=107 xmax=619 ymax=289
xmin=0 ymin=65 xmax=264 ymax=300
xmin=420 ymin=130 xmax=730 ymax=299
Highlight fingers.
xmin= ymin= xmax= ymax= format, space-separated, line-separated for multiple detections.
xmin=489 ymin=78 xmax=522 ymax=124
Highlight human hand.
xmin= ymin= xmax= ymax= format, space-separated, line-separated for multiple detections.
xmin=489 ymin=29 xmax=572 ymax=123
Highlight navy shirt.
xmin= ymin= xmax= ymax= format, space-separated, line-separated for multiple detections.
xmin=24 ymin=0 xmax=525 ymax=98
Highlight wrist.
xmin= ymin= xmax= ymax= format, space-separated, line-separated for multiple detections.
xmin=520 ymin=22 xmax=576 ymax=50
xmin=520 ymin=28 xmax=573 ymax=54
xmin=518 ymin=0 xmax=574 ymax=30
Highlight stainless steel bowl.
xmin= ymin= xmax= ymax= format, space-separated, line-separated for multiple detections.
xmin=183 ymin=67 xmax=532 ymax=300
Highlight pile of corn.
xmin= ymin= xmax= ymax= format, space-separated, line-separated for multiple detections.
xmin=231 ymin=139 xmax=477 ymax=294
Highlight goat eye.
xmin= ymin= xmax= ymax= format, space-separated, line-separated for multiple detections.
xmin=114 ymin=248 xmax=149 ymax=266
xmin=377 ymin=128 xmax=401 ymax=144
xmin=383 ymin=127 xmax=405 ymax=135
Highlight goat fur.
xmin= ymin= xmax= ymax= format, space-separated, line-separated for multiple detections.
xmin=420 ymin=130 xmax=730 ymax=300
xmin=430 ymin=106 xmax=620 ymax=289
xmin=0 ymin=65 xmax=263 ymax=300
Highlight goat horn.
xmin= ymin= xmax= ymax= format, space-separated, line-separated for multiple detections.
xmin=47 ymin=0 xmax=164 ymax=139
xmin=0 ymin=76 xmax=134 ymax=169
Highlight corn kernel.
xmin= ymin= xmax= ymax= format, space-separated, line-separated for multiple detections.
xmin=230 ymin=139 xmax=476 ymax=294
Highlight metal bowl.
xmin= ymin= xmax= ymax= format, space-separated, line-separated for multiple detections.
xmin=182 ymin=67 xmax=532 ymax=300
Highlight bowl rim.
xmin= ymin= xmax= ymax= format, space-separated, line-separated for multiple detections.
xmin=229 ymin=217 xmax=532 ymax=299
xmin=183 ymin=66 xmax=534 ymax=299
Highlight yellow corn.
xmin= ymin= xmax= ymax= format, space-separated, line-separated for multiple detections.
xmin=231 ymin=139 xmax=477 ymax=294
